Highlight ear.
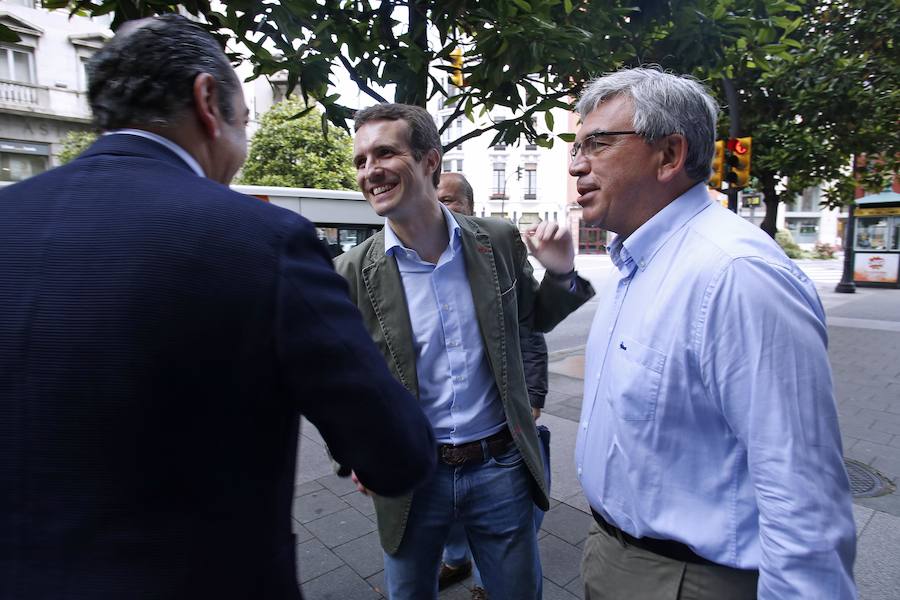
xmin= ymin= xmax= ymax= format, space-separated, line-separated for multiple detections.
xmin=422 ymin=147 xmax=441 ymax=179
xmin=192 ymin=73 xmax=223 ymax=141
xmin=656 ymin=133 xmax=688 ymax=183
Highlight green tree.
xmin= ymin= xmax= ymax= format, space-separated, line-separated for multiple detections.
xmin=713 ymin=0 xmax=899 ymax=235
xmin=46 ymin=0 xmax=798 ymax=151
xmin=58 ymin=130 xmax=97 ymax=164
xmin=237 ymin=99 xmax=356 ymax=189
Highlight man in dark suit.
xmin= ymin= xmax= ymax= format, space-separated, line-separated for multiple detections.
xmin=0 ymin=15 xmax=434 ymax=599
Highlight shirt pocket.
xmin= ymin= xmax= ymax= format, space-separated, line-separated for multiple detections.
xmin=606 ymin=336 xmax=666 ymax=421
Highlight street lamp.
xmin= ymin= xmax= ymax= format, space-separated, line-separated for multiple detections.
xmin=835 ymin=202 xmax=856 ymax=293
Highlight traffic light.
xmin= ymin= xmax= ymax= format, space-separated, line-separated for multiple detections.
xmin=709 ymin=140 xmax=725 ymax=189
xmin=449 ymin=47 xmax=464 ymax=88
xmin=727 ymin=136 xmax=752 ymax=188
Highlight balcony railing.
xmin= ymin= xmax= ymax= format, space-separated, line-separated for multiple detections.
xmin=0 ymin=79 xmax=46 ymax=107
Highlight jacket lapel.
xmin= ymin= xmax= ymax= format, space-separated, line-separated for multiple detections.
xmin=458 ymin=219 xmax=508 ymax=400
xmin=361 ymin=234 xmax=420 ymax=399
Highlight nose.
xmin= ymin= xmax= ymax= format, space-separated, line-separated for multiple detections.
xmin=569 ymin=151 xmax=589 ymax=177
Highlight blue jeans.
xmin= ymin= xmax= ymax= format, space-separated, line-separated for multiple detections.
xmin=383 ymin=443 xmax=541 ymax=600
xmin=443 ymin=425 xmax=551 ymax=587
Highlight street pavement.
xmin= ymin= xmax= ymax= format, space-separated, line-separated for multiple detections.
xmin=292 ymin=257 xmax=900 ymax=599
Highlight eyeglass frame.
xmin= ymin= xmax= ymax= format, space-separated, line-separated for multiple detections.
xmin=569 ymin=130 xmax=639 ymax=163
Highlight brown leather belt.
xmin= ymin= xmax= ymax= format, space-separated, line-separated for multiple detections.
xmin=437 ymin=428 xmax=514 ymax=466
xmin=591 ymin=509 xmax=721 ymax=567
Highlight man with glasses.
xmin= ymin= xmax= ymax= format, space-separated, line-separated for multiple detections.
xmin=570 ymin=68 xmax=855 ymax=599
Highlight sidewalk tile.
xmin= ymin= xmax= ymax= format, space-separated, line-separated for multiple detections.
xmin=561 ymin=492 xmax=591 ymax=515
xmin=305 ymin=507 xmax=376 ymax=548
xmin=871 ymin=456 xmax=900 ymax=481
xmin=854 ymin=512 xmax=900 ymax=600
xmin=365 ymin=571 xmax=386 ymax=597
xmin=295 ymin=538 xmax=343 ymax=583
xmin=541 ymin=503 xmax=591 ymax=546
xmin=301 ymin=565 xmax=381 ymax=599
xmin=293 ymin=489 xmax=350 ymax=524
xmin=840 ymin=423 xmax=893 ymax=445
xmin=543 ymin=404 xmax=582 ymax=422
xmin=852 ymin=504 xmax=876 ymax=538
xmin=539 ymin=533 xmax=583 ymax=588
xmin=871 ymin=421 xmax=900 ymax=437
xmin=544 ymin=577 xmax=581 ymax=599
xmin=318 ymin=472 xmax=360 ymax=496
xmin=564 ymin=574 xmax=585 ymax=598
xmin=294 ymin=480 xmax=324 ymax=497
xmin=293 ymin=523 xmax=314 ymax=544
xmin=845 ymin=440 xmax=898 ymax=466
xmin=333 ymin=531 xmax=384 ymax=579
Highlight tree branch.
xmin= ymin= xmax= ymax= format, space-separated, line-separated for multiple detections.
xmin=337 ymin=54 xmax=388 ymax=104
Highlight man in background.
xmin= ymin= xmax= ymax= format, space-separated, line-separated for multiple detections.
xmin=436 ymin=172 xmax=551 ymax=600
xmin=0 ymin=16 xmax=434 ymax=599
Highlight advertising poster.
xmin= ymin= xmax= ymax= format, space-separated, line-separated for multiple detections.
xmin=854 ymin=253 xmax=899 ymax=283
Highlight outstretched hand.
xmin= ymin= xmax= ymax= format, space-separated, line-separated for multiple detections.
xmin=524 ymin=221 xmax=575 ymax=275
xmin=351 ymin=470 xmax=373 ymax=496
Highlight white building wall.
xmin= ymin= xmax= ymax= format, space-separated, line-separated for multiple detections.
xmin=0 ymin=1 xmax=110 ymax=173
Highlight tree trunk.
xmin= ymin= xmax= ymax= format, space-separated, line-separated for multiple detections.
xmin=760 ymin=171 xmax=779 ymax=239
xmin=395 ymin=0 xmax=429 ymax=107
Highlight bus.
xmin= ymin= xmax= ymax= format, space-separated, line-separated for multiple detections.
xmin=234 ymin=185 xmax=382 ymax=256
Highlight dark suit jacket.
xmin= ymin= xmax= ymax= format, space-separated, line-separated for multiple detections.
xmin=334 ymin=213 xmax=594 ymax=553
xmin=0 ymin=134 xmax=435 ymax=599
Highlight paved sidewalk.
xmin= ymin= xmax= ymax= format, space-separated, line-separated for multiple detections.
xmin=292 ymin=283 xmax=900 ymax=599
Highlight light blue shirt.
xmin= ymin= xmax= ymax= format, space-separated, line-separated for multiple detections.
xmin=576 ymin=183 xmax=856 ymax=598
xmin=384 ymin=203 xmax=506 ymax=444
xmin=104 ymin=129 xmax=205 ymax=178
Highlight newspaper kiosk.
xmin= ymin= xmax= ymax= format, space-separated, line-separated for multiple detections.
xmin=853 ymin=191 xmax=900 ymax=288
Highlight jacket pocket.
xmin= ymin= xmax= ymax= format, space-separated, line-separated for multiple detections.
xmin=606 ymin=336 xmax=666 ymax=421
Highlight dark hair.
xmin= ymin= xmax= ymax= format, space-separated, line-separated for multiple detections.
xmin=441 ymin=172 xmax=475 ymax=214
xmin=354 ymin=103 xmax=442 ymax=187
xmin=87 ymin=14 xmax=238 ymax=130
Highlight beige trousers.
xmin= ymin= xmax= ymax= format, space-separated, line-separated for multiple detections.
xmin=581 ymin=522 xmax=758 ymax=600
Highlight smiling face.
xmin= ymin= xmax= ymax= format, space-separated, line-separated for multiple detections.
xmin=568 ymin=95 xmax=663 ymax=237
xmin=353 ymin=118 xmax=440 ymax=221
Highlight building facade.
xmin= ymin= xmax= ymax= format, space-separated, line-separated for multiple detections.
xmin=0 ymin=1 xmax=110 ymax=181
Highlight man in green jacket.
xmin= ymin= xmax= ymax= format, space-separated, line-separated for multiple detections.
xmin=335 ymin=103 xmax=594 ymax=600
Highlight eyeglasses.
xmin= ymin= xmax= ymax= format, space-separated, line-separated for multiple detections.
xmin=570 ymin=131 xmax=638 ymax=163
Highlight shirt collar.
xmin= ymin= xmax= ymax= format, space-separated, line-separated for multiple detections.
xmin=103 ymin=129 xmax=205 ymax=178
xmin=615 ymin=182 xmax=712 ymax=274
xmin=384 ymin=202 xmax=462 ymax=259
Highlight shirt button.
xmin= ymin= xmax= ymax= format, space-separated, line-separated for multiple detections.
xmin=577 ymin=467 xmax=582 ymax=475
xmin=441 ymin=304 xmax=451 ymax=311
xmin=582 ymin=421 xmax=588 ymax=429
xmin=639 ymin=260 xmax=645 ymax=268
xmin=453 ymin=375 xmax=465 ymax=383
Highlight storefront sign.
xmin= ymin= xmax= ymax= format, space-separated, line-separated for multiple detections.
xmin=857 ymin=207 xmax=900 ymax=217
xmin=854 ymin=253 xmax=899 ymax=284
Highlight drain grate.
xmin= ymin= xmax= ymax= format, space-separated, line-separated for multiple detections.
xmin=844 ymin=458 xmax=894 ymax=498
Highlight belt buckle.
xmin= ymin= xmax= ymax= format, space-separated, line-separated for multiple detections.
xmin=440 ymin=445 xmax=468 ymax=466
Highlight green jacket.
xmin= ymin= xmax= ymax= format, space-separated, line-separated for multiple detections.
xmin=334 ymin=212 xmax=594 ymax=553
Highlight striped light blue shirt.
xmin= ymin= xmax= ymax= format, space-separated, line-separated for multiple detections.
xmin=575 ymin=183 xmax=856 ymax=598
xmin=384 ymin=204 xmax=506 ymax=445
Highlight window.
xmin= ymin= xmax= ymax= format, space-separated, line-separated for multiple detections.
xmin=455 ymin=118 xmax=463 ymax=150
xmin=0 ymin=139 xmax=49 ymax=181
xmin=442 ymin=160 xmax=452 ymax=173
xmin=456 ymin=159 xmax=463 ymax=172
xmin=0 ymin=46 xmax=34 ymax=84
xmin=786 ymin=217 xmax=819 ymax=244
xmin=6 ymin=0 xmax=35 ymax=7
xmin=855 ymin=217 xmax=889 ymax=250
xmin=524 ymin=165 xmax=537 ymax=198
xmin=492 ymin=164 xmax=506 ymax=195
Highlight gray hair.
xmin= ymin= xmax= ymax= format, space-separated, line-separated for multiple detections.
xmin=575 ymin=67 xmax=719 ymax=182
